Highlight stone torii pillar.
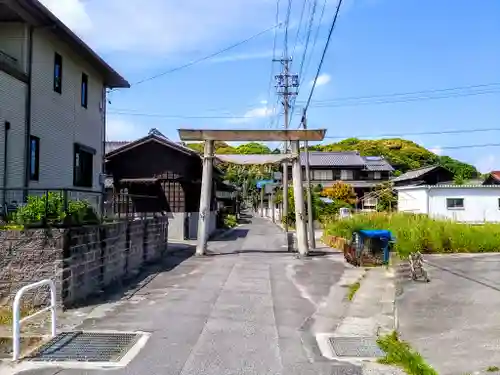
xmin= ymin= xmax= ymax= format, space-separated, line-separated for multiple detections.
xmin=291 ymin=140 xmax=308 ymax=256
xmin=196 ymin=140 xmax=214 ymax=256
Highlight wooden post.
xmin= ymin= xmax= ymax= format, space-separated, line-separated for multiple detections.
xmin=291 ymin=140 xmax=308 ymax=256
xmin=196 ymin=140 xmax=214 ymax=256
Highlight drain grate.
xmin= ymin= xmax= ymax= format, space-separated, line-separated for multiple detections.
xmin=329 ymin=337 xmax=385 ymax=358
xmin=28 ymin=331 xmax=141 ymax=362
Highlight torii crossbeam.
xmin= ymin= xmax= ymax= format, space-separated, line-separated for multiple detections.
xmin=177 ymin=129 xmax=327 ymax=257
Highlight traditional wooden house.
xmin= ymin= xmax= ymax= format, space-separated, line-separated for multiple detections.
xmin=391 ymin=165 xmax=455 ymax=187
xmin=105 ymin=129 xmax=219 ymax=240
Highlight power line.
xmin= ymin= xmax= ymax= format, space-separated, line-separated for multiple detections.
xmin=303 ymin=0 xmax=343 ymax=113
xmin=130 ymin=24 xmax=281 ymax=87
xmin=437 ymin=143 xmax=500 ymax=150
xmin=266 ymin=0 xmax=282 ymax=129
xmin=107 ymin=111 xmax=263 ymax=119
xmin=301 ymin=0 xmax=328 ymax=86
xmin=291 ymin=0 xmax=308 ymax=57
xmin=323 ymin=127 xmax=500 ymax=139
xmin=283 ymin=0 xmax=293 ymax=57
xmin=108 ymin=83 xmax=500 ymax=116
xmin=305 ymin=82 xmax=500 ymax=104
xmin=306 ymin=88 xmax=500 ymax=108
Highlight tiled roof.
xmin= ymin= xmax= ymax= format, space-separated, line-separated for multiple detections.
xmin=489 ymin=171 xmax=500 ymax=181
xmin=105 ymin=141 xmax=130 ymax=154
xmin=300 ymin=151 xmax=365 ymax=166
xmin=362 ymin=156 xmax=394 ymax=172
xmin=105 ymin=129 xmax=199 ymax=158
xmin=392 ymin=165 xmax=440 ymax=182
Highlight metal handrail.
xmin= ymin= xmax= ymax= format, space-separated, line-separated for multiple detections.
xmin=12 ymin=279 xmax=57 ymax=361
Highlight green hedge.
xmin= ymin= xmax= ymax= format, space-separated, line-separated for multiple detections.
xmin=323 ymin=212 xmax=500 ymax=258
xmin=13 ymin=192 xmax=99 ymax=227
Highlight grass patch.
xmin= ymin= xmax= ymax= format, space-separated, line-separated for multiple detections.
xmin=487 ymin=366 xmax=500 ymax=372
xmin=0 ymin=306 xmax=37 ymax=325
xmin=0 ymin=224 xmax=24 ymax=230
xmin=377 ymin=331 xmax=438 ymax=375
xmin=323 ymin=212 xmax=500 ymax=258
xmin=346 ymin=281 xmax=361 ymax=301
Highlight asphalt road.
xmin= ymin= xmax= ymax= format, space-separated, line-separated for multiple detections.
xmin=397 ymin=253 xmax=500 ymax=375
xmin=12 ymin=216 xmax=360 ymax=375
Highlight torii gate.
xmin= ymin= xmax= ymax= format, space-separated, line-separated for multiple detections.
xmin=177 ymin=128 xmax=327 ymax=257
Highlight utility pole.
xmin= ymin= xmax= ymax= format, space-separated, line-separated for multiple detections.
xmin=301 ymin=109 xmax=316 ymax=249
xmin=274 ymin=58 xmax=298 ymax=248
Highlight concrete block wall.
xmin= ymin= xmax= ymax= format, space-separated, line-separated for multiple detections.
xmin=0 ymin=217 xmax=168 ymax=308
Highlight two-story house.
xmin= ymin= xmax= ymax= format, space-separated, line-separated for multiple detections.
xmin=0 ymin=0 xmax=129 ymax=208
xmin=286 ymin=151 xmax=394 ymax=207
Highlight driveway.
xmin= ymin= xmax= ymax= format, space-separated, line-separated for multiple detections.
xmin=10 ymin=216 xmax=360 ymax=375
xmin=397 ymin=253 xmax=500 ymax=375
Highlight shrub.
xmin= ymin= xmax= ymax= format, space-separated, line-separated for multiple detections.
xmin=223 ymin=214 xmax=238 ymax=229
xmin=323 ymin=212 xmax=500 ymax=258
xmin=13 ymin=192 xmax=98 ymax=227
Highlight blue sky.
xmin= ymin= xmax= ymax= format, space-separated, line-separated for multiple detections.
xmin=43 ymin=0 xmax=500 ymax=172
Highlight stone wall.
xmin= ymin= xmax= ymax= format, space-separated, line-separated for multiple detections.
xmin=0 ymin=216 xmax=168 ymax=308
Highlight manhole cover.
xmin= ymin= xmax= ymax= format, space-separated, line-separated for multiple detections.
xmin=28 ymin=331 xmax=141 ymax=362
xmin=329 ymin=337 xmax=385 ymax=358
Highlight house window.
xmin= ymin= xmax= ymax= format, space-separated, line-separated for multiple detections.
xmin=312 ymin=170 xmax=333 ymax=181
xmin=341 ymin=170 xmax=354 ymax=180
xmin=373 ymin=171 xmax=381 ymax=180
xmin=73 ymin=143 xmax=95 ymax=187
xmin=29 ymin=136 xmax=40 ymax=181
xmin=446 ymin=198 xmax=464 ymax=210
xmin=81 ymin=73 xmax=88 ymax=108
xmin=54 ymin=53 xmax=62 ymax=93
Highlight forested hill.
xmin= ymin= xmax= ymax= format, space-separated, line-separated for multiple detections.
xmin=309 ymin=138 xmax=478 ymax=178
xmin=185 ymin=138 xmax=479 ymax=179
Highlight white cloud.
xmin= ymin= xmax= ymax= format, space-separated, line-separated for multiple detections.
xmin=311 ymin=73 xmax=331 ymax=87
xmin=227 ymin=106 xmax=275 ymax=124
xmin=429 ymin=147 xmax=443 ymax=155
xmin=39 ymin=0 xmax=278 ymax=57
xmin=475 ymin=154 xmax=499 ymax=174
xmin=106 ymin=117 xmax=146 ymax=141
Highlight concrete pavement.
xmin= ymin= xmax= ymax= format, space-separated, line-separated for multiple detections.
xmin=8 ymin=216 xmax=366 ymax=375
xmin=398 ymin=253 xmax=500 ymax=375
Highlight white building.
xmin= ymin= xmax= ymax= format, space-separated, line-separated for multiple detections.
xmin=0 ymin=0 xmax=129 ymax=206
xmin=397 ymin=185 xmax=500 ymax=224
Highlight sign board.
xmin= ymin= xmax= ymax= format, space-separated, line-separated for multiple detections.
xmin=264 ymin=183 xmax=277 ymax=194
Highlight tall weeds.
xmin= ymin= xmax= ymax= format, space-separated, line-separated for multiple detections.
xmin=323 ymin=213 xmax=500 ymax=258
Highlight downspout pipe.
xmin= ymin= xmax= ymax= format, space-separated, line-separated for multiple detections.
xmin=23 ymin=26 xmax=34 ymax=202
xmin=2 ymin=121 xmax=10 ymax=211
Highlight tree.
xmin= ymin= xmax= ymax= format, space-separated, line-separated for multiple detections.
xmin=313 ymin=137 xmax=477 ymax=177
xmin=373 ymin=182 xmax=397 ymax=211
xmin=235 ymin=142 xmax=271 ymax=155
xmin=321 ymin=182 xmax=357 ymax=205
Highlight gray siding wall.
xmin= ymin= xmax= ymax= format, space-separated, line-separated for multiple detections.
xmin=0 ymin=71 xmax=27 ymax=192
xmin=29 ymin=28 xmax=106 ymax=191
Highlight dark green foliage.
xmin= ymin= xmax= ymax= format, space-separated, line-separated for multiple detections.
xmin=311 ymin=138 xmax=478 ymax=177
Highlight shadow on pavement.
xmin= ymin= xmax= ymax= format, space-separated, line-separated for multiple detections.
xmin=65 ymin=245 xmax=196 ymax=310
xmin=210 ymin=228 xmax=250 ymax=241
